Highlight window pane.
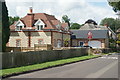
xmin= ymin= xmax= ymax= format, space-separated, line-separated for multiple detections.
xmin=16 ymin=40 xmax=21 ymax=47
xmin=38 ymin=39 xmax=43 ymax=44
xmin=41 ymin=25 xmax=43 ymax=29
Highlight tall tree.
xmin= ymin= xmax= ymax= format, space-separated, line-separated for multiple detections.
xmin=1 ymin=1 xmax=10 ymax=52
xmin=9 ymin=16 xmax=20 ymax=25
xmin=100 ymin=18 xmax=120 ymax=32
xmin=0 ymin=0 xmax=2 ymax=52
xmin=108 ymin=1 xmax=120 ymax=12
xmin=70 ymin=23 xmax=82 ymax=29
xmin=62 ymin=15 xmax=70 ymax=27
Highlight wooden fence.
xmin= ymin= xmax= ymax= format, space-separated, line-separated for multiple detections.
xmin=2 ymin=48 xmax=88 ymax=69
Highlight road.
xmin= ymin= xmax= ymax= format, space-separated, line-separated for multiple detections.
xmin=9 ymin=53 xmax=119 ymax=78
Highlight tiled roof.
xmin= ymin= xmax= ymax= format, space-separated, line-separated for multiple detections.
xmin=80 ymin=23 xmax=108 ymax=30
xmin=10 ymin=13 xmax=68 ymax=31
xmin=71 ymin=30 xmax=108 ymax=39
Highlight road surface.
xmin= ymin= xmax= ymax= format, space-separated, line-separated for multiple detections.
xmin=9 ymin=53 xmax=119 ymax=78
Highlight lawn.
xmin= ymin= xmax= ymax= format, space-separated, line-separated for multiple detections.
xmin=0 ymin=55 xmax=100 ymax=77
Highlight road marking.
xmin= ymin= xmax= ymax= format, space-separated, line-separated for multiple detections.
xmin=100 ymin=57 xmax=118 ymax=59
xmin=85 ymin=61 xmax=118 ymax=78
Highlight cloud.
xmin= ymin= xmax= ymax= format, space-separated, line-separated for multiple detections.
xmin=5 ymin=0 xmax=117 ymax=24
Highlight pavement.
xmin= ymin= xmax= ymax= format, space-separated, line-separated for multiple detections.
xmin=8 ymin=53 xmax=119 ymax=78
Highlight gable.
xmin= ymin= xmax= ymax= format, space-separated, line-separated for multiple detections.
xmin=34 ymin=19 xmax=45 ymax=26
xmin=15 ymin=20 xmax=24 ymax=26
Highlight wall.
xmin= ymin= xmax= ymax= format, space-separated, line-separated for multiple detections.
xmin=72 ymin=39 xmax=107 ymax=48
xmin=2 ymin=48 xmax=88 ymax=69
xmin=9 ymin=31 xmax=51 ymax=47
xmin=53 ymin=32 xmax=70 ymax=48
xmin=9 ymin=31 xmax=28 ymax=47
xmin=31 ymin=32 xmax=51 ymax=47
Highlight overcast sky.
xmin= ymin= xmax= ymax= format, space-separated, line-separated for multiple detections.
xmin=5 ymin=0 xmax=117 ymax=24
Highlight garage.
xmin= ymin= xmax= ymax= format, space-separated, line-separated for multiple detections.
xmin=88 ymin=41 xmax=101 ymax=48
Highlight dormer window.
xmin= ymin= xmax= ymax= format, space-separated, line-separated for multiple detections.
xmin=34 ymin=19 xmax=45 ymax=31
xmin=16 ymin=26 xmax=22 ymax=31
xmin=65 ymin=27 xmax=69 ymax=31
xmin=36 ymin=25 xmax=43 ymax=30
xmin=15 ymin=20 xmax=24 ymax=31
xmin=56 ymin=24 xmax=61 ymax=29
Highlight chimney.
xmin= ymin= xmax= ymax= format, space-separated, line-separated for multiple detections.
xmin=28 ymin=7 xmax=33 ymax=14
xmin=27 ymin=7 xmax=34 ymax=27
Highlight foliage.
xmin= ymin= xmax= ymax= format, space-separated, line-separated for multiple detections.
xmin=1 ymin=1 xmax=10 ymax=52
xmin=0 ymin=1 xmax=2 ymax=51
xmin=64 ymin=38 xmax=70 ymax=47
xmin=9 ymin=16 xmax=20 ymax=25
xmin=117 ymin=33 xmax=120 ymax=40
xmin=109 ymin=38 xmax=116 ymax=48
xmin=1 ymin=55 xmax=99 ymax=77
xmin=70 ymin=23 xmax=83 ymax=29
xmin=108 ymin=1 xmax=120 ymax=12
xmin=62 ymin=15 xmax=70 ymax=27
xmin=116 ymin=41 xmax=120 ymax=44
xmin=100 ymin=18 xmax=120 ymax=32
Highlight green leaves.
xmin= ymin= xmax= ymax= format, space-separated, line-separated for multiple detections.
xmin=108 ymin=1 xmax=120 ymax=12
xmin=2 ymin=1 xmax=10 ymax=52
xmin=9 ymin=16 xmax=20 ymax=25
xmin=62 ymin=15 xmax=70 ymax=27
xmin=70 ymin=23 xmax=82 ymax=29
xmin=100 ymin=18 xmax=120 ymax=32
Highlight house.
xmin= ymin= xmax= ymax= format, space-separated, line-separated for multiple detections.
xmin=71 ymin=19 xmax=115 ymax=48
xmin=7 ymin=7 xmax=71 ymax=50
xmin=116 ymin=28 xmax=120 ymax=47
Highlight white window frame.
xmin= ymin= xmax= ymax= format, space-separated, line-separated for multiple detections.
xmin=34 ymin=19 xmax=45 ymax=31
xmin=15 ymin=20 xmax=24 ymax=31
xmin=16 ymin=39 xmax=21 ymax=47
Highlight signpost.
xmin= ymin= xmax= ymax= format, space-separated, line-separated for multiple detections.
xmin=87 ymin=31 xmax=93 ymax=56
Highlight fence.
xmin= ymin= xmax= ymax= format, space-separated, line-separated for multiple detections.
xmin=6 ymin=44 xmax=53 ymax=52
xmin=2 ymin=48 xmax=88 ymax=69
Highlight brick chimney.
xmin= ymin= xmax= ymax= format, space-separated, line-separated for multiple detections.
xmin=28 ymin=7 xmax=33 ymax=14
xmin=27 ymin=7 xmax=34 ymax=27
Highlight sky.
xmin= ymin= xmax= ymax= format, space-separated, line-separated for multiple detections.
xmin=5 ymin=0 xmax=117 ymax=24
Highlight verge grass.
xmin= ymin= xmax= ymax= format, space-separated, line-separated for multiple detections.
xmin=0 ymin=55 xmax=100 ymax=77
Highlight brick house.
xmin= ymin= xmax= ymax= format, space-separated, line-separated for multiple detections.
xmin=71 ymin=20 xmax=112 ymax=48
xmin=8 ymin=8 xmax=71 ymax=49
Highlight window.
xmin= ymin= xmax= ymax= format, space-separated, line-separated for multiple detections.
xmin=16 ymin=39 xmax=21 ymax=47
xmin=38 ymin=39 xmax=44 ymax=44
xmin=36 ymin=25 xmax=43 ymax=30
xmin=57 ymin=40 xmax=62 ymax=48
xmin=79 ymin=42 xmax=84 ymax=47
xmin=16 ymin=26 xmax=22 ymax=31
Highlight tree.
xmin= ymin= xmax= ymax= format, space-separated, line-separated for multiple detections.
xmin=70 ymin=23 xmax=82 ymax=29
xmin=108 ymin=1 xmax=120 ymax=12
xmin=1 ymin=1 xmax=10 ymax=52
xmin=0 ymin=1 xmax=2 ymax=52
xmin=9 ymin=16 xmax=20 ymax=25
xmin=62 ymin=15 xmax=70 ymax=27
xmin=100 ymin=18 xmax=120 ymax=32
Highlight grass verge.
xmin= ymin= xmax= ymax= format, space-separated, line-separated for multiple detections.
xmin=0 ymin=55 xmax=100 ymax=77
